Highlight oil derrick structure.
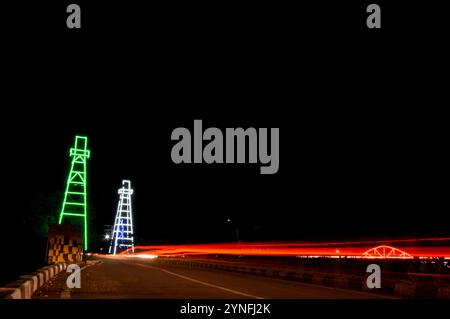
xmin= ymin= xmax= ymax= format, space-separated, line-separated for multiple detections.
xmin=58 ymin=136 xmax=90 ymax=250
xmin=109 ymin=180 xmax=135 ymax=255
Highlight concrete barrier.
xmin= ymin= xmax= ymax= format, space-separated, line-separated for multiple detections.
xmin=37 ymin=269 xmax=49 ymax=282
xmin=41 ymin=266 xmax=53 ymax=278
xmin=0 ymin=263 xmax=66 ymax=299
xmin=22 ymin=280 xmax=32 ymax=299
xmin=19 ymin=275 xmax=39 ymax=295
xmin=0 ymin=261 xmax=104 ymax=299
xmin=155 ymin=257 xmax=450 ymax=298
xmin=31 ymin=271 xmax=45 ymax=288
xmin=334 ymin=276 xmax=351 ymax=289
xmin=48 ymin=266 xmax=55 ymax=277
xmin=57 ymin=263 xmax=66 ymax=272
xmin=0 ymin=287 xmax=21 ymax=299
xmin=437 ymin=286 xmax=450 ymax=299
xmin=394 ymin=282 xmax=416 ymax=298
xmin=311 ymin=273 xmax=326 ymax=285
xmin=52 ymin=265 xmax=58 ymax=275
xmin=5 ymin=279 xmax=32 ymax=299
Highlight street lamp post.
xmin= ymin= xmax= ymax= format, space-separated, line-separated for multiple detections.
xmin=227 ymin=218 xmax=239 ymax=241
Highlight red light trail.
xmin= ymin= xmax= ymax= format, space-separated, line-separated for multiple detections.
xmin=121 ymin=238 xmax=450 ymax=259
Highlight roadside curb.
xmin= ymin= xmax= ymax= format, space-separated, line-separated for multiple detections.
xmin=1 ymin=260 xmax=103 ymax=299
xmin=0 ymin=263 xmax=67 ymax=299
xmin=154 ymin=258 xmax=448 ymax=299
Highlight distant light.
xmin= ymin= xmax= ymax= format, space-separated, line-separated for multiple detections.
xmin=336 ymin=250 xmax=340 ymax=254
xmin=135 ymin=254 xmax=158 ymax=259
xmin=227 ymin=219 xmax=231 ymax=222
xmin=105 ymin=234 xmax=110 ymax=240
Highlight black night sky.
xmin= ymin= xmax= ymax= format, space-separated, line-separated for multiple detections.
xmin=1 ymin=1 xmax=449 ymax=284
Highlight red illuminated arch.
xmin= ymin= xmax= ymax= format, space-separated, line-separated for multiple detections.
xmin=362 ymin=245 xmax=413 ymax=259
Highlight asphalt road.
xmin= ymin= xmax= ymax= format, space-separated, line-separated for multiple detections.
xmin=34 ymin=258 xmax=385 ymax=299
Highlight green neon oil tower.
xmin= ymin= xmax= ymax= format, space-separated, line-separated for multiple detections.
xmin=58 ymin=136 xmax=90 ymax=250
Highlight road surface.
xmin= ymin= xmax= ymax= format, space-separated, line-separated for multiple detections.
xmin=34 ymin=257 xmax=385 ymax=299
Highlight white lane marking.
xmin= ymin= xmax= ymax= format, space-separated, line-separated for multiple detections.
xmin=132 ymin=262 xmax=264 ymax=299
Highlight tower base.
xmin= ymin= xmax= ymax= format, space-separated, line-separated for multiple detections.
xmin=47 ymin=224 xmax=84 ymax=264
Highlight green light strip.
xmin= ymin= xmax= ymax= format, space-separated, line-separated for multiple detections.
xmin=62 ymin=213 xmax=85 ymax=217
xmin=58 ymin=136 xmax=90 ymax=250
